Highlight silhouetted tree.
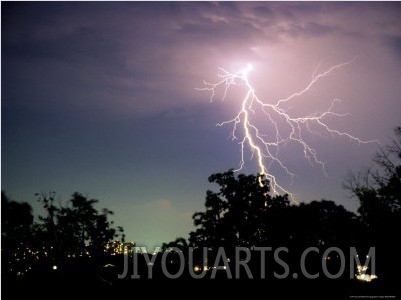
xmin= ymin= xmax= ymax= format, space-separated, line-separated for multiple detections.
xmin=1 ymin=192 xmax=35 ymax=276
xmin=189 ymin=170 xmax=362 ymax=250
xmin=189 ymin=170 xmax=291 ymax=249
xmin=291 ymin=200 xmax=362 ymax=247
xmin=345 ymin=126 xmax=401 ymax=243
xmin=1 ymin=191 xmax=34 ymax=248
xmin=36 ymin=192 xmax=124 ymax=257
xmin=162 ymin=237 xmax=188 ymax=252
xmin=344 ymin=126 xmax=401 ymax=285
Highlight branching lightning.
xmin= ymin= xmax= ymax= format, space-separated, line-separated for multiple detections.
xmin=198 ymin=62 xmax=378 ymax=201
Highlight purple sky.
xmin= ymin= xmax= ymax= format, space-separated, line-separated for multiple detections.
xmin=2 ymin=2 xmax=401 ymax=248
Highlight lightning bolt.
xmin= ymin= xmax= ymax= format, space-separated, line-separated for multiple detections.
xmin=198 ymin=62 xmax=378 ymax=202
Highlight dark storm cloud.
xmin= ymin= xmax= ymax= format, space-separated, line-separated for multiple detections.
xmin=3 ymin=1 xmax=401 ymax=147
xmin=7 ymin=2 xmax=400 ymax=118
xmin=2 ymin=2 xmax=400 ymax=135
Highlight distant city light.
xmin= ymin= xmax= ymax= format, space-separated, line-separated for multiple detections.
xmin=355 ymin=264 xmax=377 ymax=282
xmin=356 ymin=273 xmax=378 ymax=282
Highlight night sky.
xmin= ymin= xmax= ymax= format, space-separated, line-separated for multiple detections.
xmin=2 ymin=2 xmax=401 ymax=249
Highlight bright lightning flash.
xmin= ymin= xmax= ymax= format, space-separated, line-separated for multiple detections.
xmin=198 ymin=62 xmax=378 ymax=202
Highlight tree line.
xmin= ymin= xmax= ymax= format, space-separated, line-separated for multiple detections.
xmin=2 ymin=126 xmax=400 ymax=290
xmin=162 ymin=127 xmax=400 ymax=250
